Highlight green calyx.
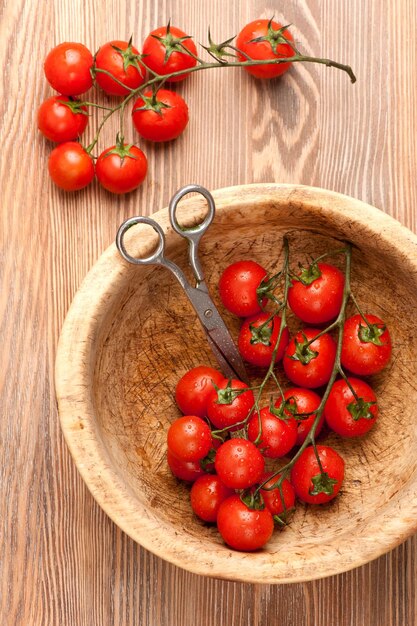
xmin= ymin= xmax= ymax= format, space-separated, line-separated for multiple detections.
xmin=152 ymin=21 xmax=193 ymax=63
xmin=104 ymin=133 xmax=138 ymax=163
xmin=58 ymin=97 xmax=88 ymax=116
xmin=249 ymin=318 xmax=273 ymax=346
xmin=248 ymin=18 xmax=294 ymax=55
xmin=358 ymin=321 xmax=386 ymax=345
xmin=214 ymin=380 xmax=242 ymax=405
xmin=310 ymin=471 xmax=338 ymax=496
xmin=294 ymin=261 xmax=322 ymax=286
xmin=240 ymin=489 xmax=265 ymax=511
xmin=201 ymin=28 xmax=236 ymax=63
xmin=347 ymin=397 xmax=376 ymax=421
xmin=289 ymin=333 xmax=319 ymax=365
xmin=268 ymin=397 xmax=293 ymax=422
xmin=132 ymin=91 xmax=171 ymax=116
xmin=112 ymin=36 xmax=144 ymax=73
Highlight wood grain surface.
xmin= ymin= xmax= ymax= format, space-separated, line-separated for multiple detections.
xmin=1 ymin=0 xmax=417 ymax=624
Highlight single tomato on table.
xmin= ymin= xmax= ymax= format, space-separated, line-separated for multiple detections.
xmin=132 ymin=89 xmax=189 ymax=142
xmin=175 ymin=366 xmax=224 ymax=418
xmin=236 ymin=19 xmax=294 ymax=79
xmin=324 ymin=377 xmax=378 ymax=437
xmin=341 ymin=314 xmax=392 ymax=376
xmin=218 ymin=260 xmax=268 ymax=317
xmin=95 ymin=142 xmax=147 ymax=194
xmin=283 ymin=328 xmax=336 ymax=388
xmin=288 ymin=262 xmax=345 ymax=324
xmin=290 ymin=444 xmax=345 ymax=505
xmin=44 ymin=42 xmax=94 ymax=95
xmin=142 ymin=24 xmax=197 ymax=82
xmin=217 ymin=494 xmax=274 ymax=551
xmin=94 ymin=39 xmax=146 ymax=96
xmin=238 ymin=312 xmax=289 ymax=367
xmin=48 ymin=141 xmax=94 ymax=191
xmin=38 ymin=96 xmax=88 ymax=143
xmin=206 ymin=378 xmax=254 ymax=430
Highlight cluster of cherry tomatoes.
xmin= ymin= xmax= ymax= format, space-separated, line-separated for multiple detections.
xmin=37 ymin=20 xmax=297 ymax=194
xmin=166 ymin=255 xmax=392 ymax=552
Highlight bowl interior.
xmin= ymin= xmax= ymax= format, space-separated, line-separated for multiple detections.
xmin=58 ymin=185 xmax=417 ymax=583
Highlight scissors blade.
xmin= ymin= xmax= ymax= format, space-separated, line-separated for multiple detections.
xmin=182 ymin=284 xmax=248 ymax=383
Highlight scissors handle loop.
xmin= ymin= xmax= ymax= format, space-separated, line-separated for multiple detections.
xmin=169 ymin=184 xmax=215 ymax=237
xmin=116 ymin=216 xmax=165 ymax=266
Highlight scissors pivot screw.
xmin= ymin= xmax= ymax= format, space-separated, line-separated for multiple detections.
xmin=204 ymin=309 xmax=213 ymax=318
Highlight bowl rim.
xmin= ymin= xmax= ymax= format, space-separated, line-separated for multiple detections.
xmin=55 ymin=183 xmax=417 ymax=584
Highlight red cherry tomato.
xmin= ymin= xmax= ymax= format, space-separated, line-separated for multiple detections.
xmin=247 ymin=407 xmax=297 ymax=458
xmin=175 ymin=366 xmax=224 ymax=417
xmin=236 ymin=19 xmax=294 ymax=79
xmin=217 ymin=494 xmax=274 ymax=551
xmin=132 ymin=89 xmax=189 ymax=142
xmin=214 ymin=438 xmax=264 ymax=489
xmin=218 ymin=260 xmax=268 ymax=317
xmin=37 ymin=96 xmax=88 ymax=143
xmin=290 ymin=445 xmax=345 ymax=504
xmin=44 ymin=42 xmax=93 ymax=95
xmin=283 ymin=328 xmax=336 ymax=388
xmin=167 ymin=415 xmax=213 ymax=462
xmin=94 ymin=40 xmax=145 ymax=96
xmin=288 ymin=262 xmax=345 ymax=324
xmin=274 ymin=387 xmax=324 ymax=446
xmin=190 ymin=474 xmax=234 ymax=523
xmin=341 ymin=314 xmax=392 ymax=376
xmin=142 ymin=25 xmax=197 ymax=82
xmin=95 ymin=143 xmax=147 ymax=194
xmin=48 ymin=141 xmax=94 ymax=191
xmin=167 ymin=449 xmax=205 ymax=482
xmin=238 ymin=312 xmax=289 ymax=367
xmin=324 ymin=377 xmax=378 ymax=437
xmin=206 ymin=379 xmax=255 ymax=430
xmin=260 ymin=472 xmax=296 ymax=519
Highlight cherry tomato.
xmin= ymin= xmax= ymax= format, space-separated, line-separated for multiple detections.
xmin=283 ymin=328 xmax=336 ymax=388
xmin=142 ymin=25 xmax=197 ymax=82
xmin=236 ymin=19 xmax=294 ymax=79
xmin=167 ymin=449 xmax=205 ymax=482
xmin=247 ymin=406 xmax=297 ymax=458
xmin=214 ymin=438 xmax=264 ymax=489
xmin=48 ymin=141 xmax=94 ymax=191
xmin=94 ymin=40 xmax=145 ymax=96
xmin=324 ymin=377 xmax=378 ymax=437
xmin=218 ymin=260 xmax=268 ymax=317
xmin=175 ymin=366 xmax=224 ymax=418
xmin=38 ymin=96 xmax=88 ymax=143
xmin=260 ymin=472 xmax=296 ymax=519
xmin=217 ymin=494 xmax=274 ymax=551
xmin=167 ymin=415 xmax=213 ymax=462
xmin=274 ymin=387 xmax=324 ymax=446
xmin=95 ymin=143 xmax=147 ymax=194
xmin=206 ymin=379 xmax=255 ymax=430
xmin=341 ymin=314 xmax=392 ymax=376
xmin=44 ymin=42 xmax=93 ymax=95
xmin=190 ymin=474 xmax=234 ymax=523
xmin=238 ymin=312 xmax=289 ymax=367
xmin=290 ymin=445 xmax=345 ymax=504
xmin=288 ymin=262 xmax=345 ymax=324
xmin=132 ymin=89 xmax=189 ymax=142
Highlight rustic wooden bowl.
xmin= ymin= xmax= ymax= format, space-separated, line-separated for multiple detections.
xmin=55 ymin=184 xmax=417 ymax=584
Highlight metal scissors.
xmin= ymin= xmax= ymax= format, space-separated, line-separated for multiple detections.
xmin=116 ymin=184 xmax=248 ymax=382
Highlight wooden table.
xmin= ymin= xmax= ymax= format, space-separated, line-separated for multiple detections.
xmin=2 ymin=1 xmax=416 ymax=624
